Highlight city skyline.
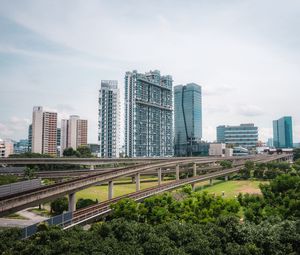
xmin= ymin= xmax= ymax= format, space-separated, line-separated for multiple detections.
xmin=1 ymin=1 xmax=300 ymax=143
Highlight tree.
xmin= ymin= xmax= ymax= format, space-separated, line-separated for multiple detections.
xmin=293 ymin=148 xmax=300 ymax=161
xmin=220 ymin=160 xmax=233 ymax=169
xmin=24 ymin=166 xmax=37 ymax=180
xmin=76 ymin=198 xmax=98 ymax=210
xmin=63 ymin=147 xmax=80 ymax=157
xmin=50 ymin=197 xmax=68 ymax=215
xmin=77 ymin=146 xmax=92 ymax=158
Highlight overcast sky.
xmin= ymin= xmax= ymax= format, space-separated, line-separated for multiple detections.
xmin=0 ymin=0 xmax=299 ymax=144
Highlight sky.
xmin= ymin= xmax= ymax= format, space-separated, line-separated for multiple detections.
xmin=0 ymin=0 xmax=299 ymax=144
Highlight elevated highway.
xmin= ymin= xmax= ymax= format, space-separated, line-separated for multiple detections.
xmin=63 ymin=154 xmax=288 ymax=228
xmin=0 ymin=155 xmax=259 ymax=216
xmin=0 ymin=154 xmax=292 ymax=217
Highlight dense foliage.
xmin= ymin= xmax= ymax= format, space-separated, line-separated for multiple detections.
xmin=1 ymin=161 xmax=300 ymax=254
xmin=1 ymin=217 xmax=299 ymax=255
xmin=0 ymin=175 xmax=18 ymax=185
xmin=50 ymin=197 xmax=68 ymax=215
xmin=63 ymin=146 xmax=93 ymax=158
xmin=110 ymin=192 xmax=240 ymax=224
xmin=76 ymin=198 xmax=98 ymax=210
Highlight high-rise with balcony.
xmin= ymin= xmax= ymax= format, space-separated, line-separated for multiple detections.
xmin=125 ymin=70 xmax=173 ymax=157
xmin=60 ymin=115 xmax=88 ymax=155
xmin=31 ymin=106 xmax=57 ymax=156
xmin=174 ymin=83 xmax=202 ymax=156
xmin=216 ymin=124 xmax=258 ymax=148
xmin=98 ymin=80 xmax=120 ymax=158
xmin=273 ymin=116 xmax=293 ymax=148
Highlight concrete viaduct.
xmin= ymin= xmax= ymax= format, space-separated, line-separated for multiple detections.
xmin=64 ymin=153 xmax=291 ymax=228
xmin=0 ymin=154 xmax=292 ymax=217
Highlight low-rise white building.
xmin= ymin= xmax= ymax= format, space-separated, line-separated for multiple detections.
xmin=209 ymin=143 xmax=226 ymax=157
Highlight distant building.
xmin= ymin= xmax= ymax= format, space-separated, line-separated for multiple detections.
xmin=293 ymin=143 xmax=300 ymax=148
xmin=233 ymin=146 xmax=249 ymax=156
xmin=0 ymin=139 xmax=14 ymax=157
xmin=216 ymin=124 xmax=258 ymax=148
xmin=125 ymin=70 xmax=173 ymax=157
xmin=98 ymin=80 xmax=120 ymax=158
xmin=57 ymin=128 xmax=61 ymax=155
xmin=267 ymin=138 xmax=274 ymax=148
xmin=60 ymin=115 xmax=88 ymax=156
xmin=174 ymin=83 xmax=202 ymax=156
xmin=31 ymin=106 xmax=57 ymax=156
xmin=273 ymin=116 xmax=293 ymax=148
xmin=13 ymin=139 xmax=29 ymax=154
xmin=209 ymin=143 xmax=225 ymax=157
xmin=87 ymin=143 xmax=100 ymax=157
xmin=28 ymin=124 xmax=32 ymax=152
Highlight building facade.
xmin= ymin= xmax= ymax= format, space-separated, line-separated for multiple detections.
xmin=28 ymin=124 xmax=32 ymax=152
xmin=60 ymin=115 xmax=88 ymax=156
xmin=14 ymin=139 xmax=29 ymax=154
xmin=273 ymin=116 xmax=293 ymax=148
xmin=98 ymin=80 xmax=120 ymax=158
xmin=0 ymin=139 xmax=14 ymax=158
xmin=125 ymin=70 xmax=173 ymax=157
xmin=174 ymin=83 xmax=202 ymax=156
xmin=31 ymin=106 xmax=57 ymax=156
xmin=216 ymin=124 xmax=258 ymax=148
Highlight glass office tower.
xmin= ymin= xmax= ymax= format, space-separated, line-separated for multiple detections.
xmin=125 ymin=70 xmax=173 ymax=157
xmin=174 ymin=83 xmax=202 ymax=156
xmin=273 ymin=116 xmax=293 ymax=148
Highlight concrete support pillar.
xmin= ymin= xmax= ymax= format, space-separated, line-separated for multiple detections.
xmin=68 ymin=193 xmax=76 ymax=212
xmin=158 ymin=168 xmax=162 ymax=185
xmin=176 ymin=165 xmax=180 ymax=180
xmin=90 ymin=165 xmax=95 ymax=170
xmin=191 ymin=183 xmax=196 ymax=191
xmin=135 ymin=173 xmax=140 ymax=191
xmin=209 ymin=178 xmax=213 ymax=186
xmin=193 ymin=163 xmax=197 ymax=177
xmin=225 ymin=175 xmax=229 ymax=181
xmin=108 ymin=181 xmax=114 ymax=200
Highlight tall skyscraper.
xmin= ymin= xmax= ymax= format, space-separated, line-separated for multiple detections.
xmin=174 ymin=83 xmax=202 ymax=156
xmin=60 ymin=115 xmax=88 ymax=155
xmin=31 ymin=106 xmax=57 ymax=156
xmin=125 ymin=70 xmax=173 ymax=157
xmin=216 ymin=124 xmax=258 ymax=148
xmin=32 ymin=106 xmax=43 ymax=153
xmin=273 ymin=116 xmax=293 ymax=148
xmin=98 ymin=80 xmax=120 ymax=158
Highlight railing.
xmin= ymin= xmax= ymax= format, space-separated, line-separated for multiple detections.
xmin=21 ymin=212 xmax=73 ymax=239
xmin=0 ymin=178 xmax=42 ymax=198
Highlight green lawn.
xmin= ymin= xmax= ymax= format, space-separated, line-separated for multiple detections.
xmin=195 ymin=180 xmax=268 ymax=198
xmin=76 ymin=178 xmax=172 ymax=202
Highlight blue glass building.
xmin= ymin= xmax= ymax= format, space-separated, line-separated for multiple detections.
xmin=174 ymin=83 xmax=202 ymax=156
xmin=273 ymin=116 xmax=293 ymax=148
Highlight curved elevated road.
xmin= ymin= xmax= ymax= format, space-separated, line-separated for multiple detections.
xmin=63 ymin=154 xmax=288 ymax=228
xmin=0 ymin=154 xmax=291 ymax=216
xmin=0 ymin=155 xmax=259 ymax=216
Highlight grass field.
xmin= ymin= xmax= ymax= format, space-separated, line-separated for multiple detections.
xmin=76 ymin=178 xmax=172 ymax=202
xmin=195 ymin=180 xmax=268 ymax=198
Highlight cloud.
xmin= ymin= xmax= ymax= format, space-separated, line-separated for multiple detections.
xmin=203 ymin=84 xmax=234 ymax=96
xmin=0 ymin=117 xmax=30 ymax=140
xmin=237 ymin=105 xmax=264 ymax=117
